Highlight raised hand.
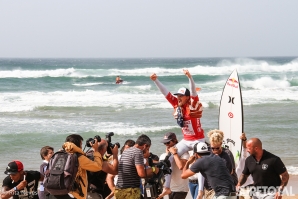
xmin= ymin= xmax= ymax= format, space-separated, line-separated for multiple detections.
xmin=150 ymin=73 xmax=157 ymax=81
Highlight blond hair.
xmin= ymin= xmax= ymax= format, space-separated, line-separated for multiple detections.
xmin=207 ymin=129 xmax=224 ymax=145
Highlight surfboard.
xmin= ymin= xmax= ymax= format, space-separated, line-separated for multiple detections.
xmin=219 ymin=69 xmax=243 ymax=163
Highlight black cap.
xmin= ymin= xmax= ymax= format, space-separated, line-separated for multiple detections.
xmin=160 ymin=132 xmax=177 ymax=143
xmin=4 ymin=161 xmax=24 ymax=175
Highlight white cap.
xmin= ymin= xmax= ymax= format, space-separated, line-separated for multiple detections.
xmin=193 ymin=142 xmax=210 ymax=154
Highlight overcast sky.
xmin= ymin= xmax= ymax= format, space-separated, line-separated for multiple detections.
xmin=1 ymin=1 xmax=298 ymax=58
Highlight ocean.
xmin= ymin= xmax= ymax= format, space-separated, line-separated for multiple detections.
xmin=1 ymin=57 xmax=298 ymax=181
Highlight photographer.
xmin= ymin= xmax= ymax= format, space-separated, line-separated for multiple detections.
xmin=46 ymin=134 xmax=102 ymax=199
xmin=106 ymin=139 xmax=135 ymax=199
xmin=115 ymin=134 xmax=159 ymax=199
xmin=86 ymin=138 xmax=119 ymax=199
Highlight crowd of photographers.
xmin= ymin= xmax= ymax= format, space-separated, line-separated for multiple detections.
xmin=1 ymin=131 xmax=237 ymax=199
xmin=2 ymin=131 xmax=290 ymax=199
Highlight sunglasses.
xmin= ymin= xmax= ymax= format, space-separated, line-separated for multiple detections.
xmin=164 ymin=140 xmax=171 ymax=145
xmin=211 ymin=147 xmax=220 ymax=150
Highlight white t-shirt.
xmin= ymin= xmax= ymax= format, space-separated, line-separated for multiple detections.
xmin=160 ymin=152 xmax=190 ymax=192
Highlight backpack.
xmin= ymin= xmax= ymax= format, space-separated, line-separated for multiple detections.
xmin=43 ymin=150 xmax=80 ymax=196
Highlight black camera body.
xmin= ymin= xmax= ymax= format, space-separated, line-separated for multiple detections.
xmin=105 ymin=132 xmax=120 ymax=154
xmin=143 ymin=152 xmax=172 ymax=199
xmin=86 ymin=135 xmax=101 ymax=147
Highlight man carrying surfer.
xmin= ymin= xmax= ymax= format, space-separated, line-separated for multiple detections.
xmin=150 ymin=69 xmax=205 ymax=198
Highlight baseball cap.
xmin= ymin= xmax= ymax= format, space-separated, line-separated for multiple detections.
xmin=173 ymin=87 xmax=190 ymax=96
xmin=4 ymin=161 xmax=24 ymax=175
xmin=160 ymin=132 xmax=177 ymax=143
xmin=193 ymin=142 xmax=210 ymax=154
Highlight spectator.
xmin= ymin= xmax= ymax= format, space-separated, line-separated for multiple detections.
xmin=181 ymin=142 xmax=236 ymax=198
xmin=1 ymin=160 xmax=43 ymax=199
xmin=46 ymin=134 xmax=103 ymax=199
xmin=86 ymin=139 xmax=119 ymax=199
xmin=115 ymin=134 xmax=159 ymax=199
xmin=237 ymin=138 xmax=289 ymax=199
xmin=38 ymin=146 xmax=54 ymax=199
xmin=106 ymin=139 xmax=135 ymax=199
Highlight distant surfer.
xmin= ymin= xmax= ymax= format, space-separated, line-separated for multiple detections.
xmin=150 ymin=69 xmax=204 ymax=198
xmin=115 ymin=76 xmax=123 ymax=84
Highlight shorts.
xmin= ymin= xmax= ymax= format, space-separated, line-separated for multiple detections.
xmin=114 ymin=187 xmax=141 ymax=199
xmin=169 ymin=191 xmax=188 ymax=199
xmin=175 ymin=138 xmax=205 ymax=157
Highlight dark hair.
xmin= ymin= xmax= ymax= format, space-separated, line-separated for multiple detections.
xmin=124 ymin=139 xmax=135 ymax=147
xmin=172 ymin=138 xmax=178 ymax=144
xmin=40 ymin=146 xmax=54 ymax=160
xmin=65 ymin=134 xmax=84 ymax=148
xmin=136 ymin=134 xmax=151 ymax=147
xmin=120 ymin=139 xmax=135 ymax=154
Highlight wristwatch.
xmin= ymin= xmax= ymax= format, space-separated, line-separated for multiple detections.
xmin=13 ymin=187 xmax=18 ymax=191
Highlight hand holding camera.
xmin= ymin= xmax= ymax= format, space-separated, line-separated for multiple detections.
xmin=106 ymin=132 xmax=120 ymax=155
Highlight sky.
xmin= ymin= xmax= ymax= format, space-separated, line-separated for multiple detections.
xmin=1 ymin=0 xmax=298 ymax=58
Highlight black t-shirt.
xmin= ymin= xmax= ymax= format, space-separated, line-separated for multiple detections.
xmin=223 ymin=147 xmax=236 ymax=170
xmin=204 ymin=150 xmax=234 ymax=190
xmin=218 ymin=150 xmax=233 ymax=173
xmin=190 ymin=154 xmax=235 ymax=196
xmin=2 ymin=170 xmax=41 ymax=199
xmin=222 ymin=148 xmax=238 ymax=185
xmin=243 ymin=150 xmax=286 ymax=187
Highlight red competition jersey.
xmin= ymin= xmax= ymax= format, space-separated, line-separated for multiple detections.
xmin=166 ymin=93 xmax=204 ymax=140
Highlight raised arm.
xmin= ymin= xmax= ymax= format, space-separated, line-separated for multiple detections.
xmin=181 ymin=155 xmax=196 ymax=179
xmin=150 ymin=73 xmax=169 ymax=97
xmin=168 ymin=146 xmax=188 ymax=170
xmin=183 ymin=69 xmax=197 ymax=97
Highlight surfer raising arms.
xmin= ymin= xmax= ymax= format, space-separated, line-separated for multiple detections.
xmin=150 ymin=69 xmax=205 ymax=199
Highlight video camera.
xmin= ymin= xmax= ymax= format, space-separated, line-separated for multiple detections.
xmin=143 ymin=152 xmax=172 ymax=199
xmin=105 ymin=132 xmax=120 ymax=155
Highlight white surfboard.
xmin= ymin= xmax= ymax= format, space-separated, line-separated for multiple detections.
xmin=219 ymin=69 xmax=243 ymax=164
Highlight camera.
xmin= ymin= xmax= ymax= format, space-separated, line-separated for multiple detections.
xmin=105 ymin=132 xmax=120 ymax=154
xmin=86 ymin=135 xmax=101 ymax=147
xmin=143 ymin=152 xmax=172 ymax=199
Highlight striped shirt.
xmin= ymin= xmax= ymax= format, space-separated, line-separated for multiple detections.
xmin=116 ymin=146 xmax=144 ymax=188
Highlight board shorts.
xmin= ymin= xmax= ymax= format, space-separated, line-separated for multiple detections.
xmin=114 ymin=187 xmax=141 ymax=199
xmin=175 ymin=138 xmax=205 ymax=157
